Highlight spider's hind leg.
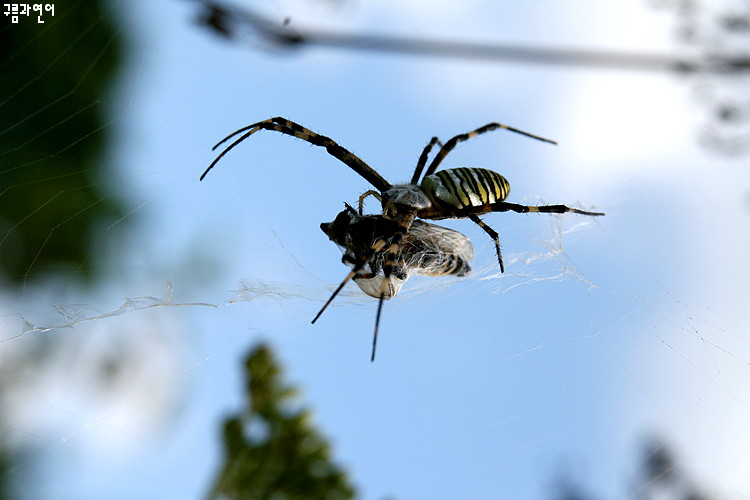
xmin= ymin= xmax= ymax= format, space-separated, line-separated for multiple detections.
xmin=490 ymin=202 xmax=605 ymax=217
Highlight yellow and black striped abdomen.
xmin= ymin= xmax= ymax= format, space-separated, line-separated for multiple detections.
xmin=421 ymin=168 xmax=510 ymax=209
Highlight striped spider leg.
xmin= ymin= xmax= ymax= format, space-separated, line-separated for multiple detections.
xmin=201 ymin=117 xmax=391 ymax=191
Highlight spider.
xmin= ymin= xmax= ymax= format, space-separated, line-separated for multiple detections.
xmin=201 ymin=117 xmax=604 ymax=358
xmin=320 ymin=203 xmax=473 ymax=360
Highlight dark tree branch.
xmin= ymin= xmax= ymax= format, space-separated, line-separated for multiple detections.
xmin=191 ymin=0 xmax=750 ymax=74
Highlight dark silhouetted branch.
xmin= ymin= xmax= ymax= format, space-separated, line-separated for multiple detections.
xmin=191 ymin=0 xmax=750 ymax=74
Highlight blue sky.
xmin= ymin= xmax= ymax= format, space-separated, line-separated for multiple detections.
xmin=3 ymin=0 xmax=750 ymax=499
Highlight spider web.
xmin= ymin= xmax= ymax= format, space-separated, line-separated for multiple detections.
xmin=1 ymin=1 xmax=750 ymax=499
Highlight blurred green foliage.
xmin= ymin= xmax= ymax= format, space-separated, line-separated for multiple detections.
xmin=0 ymin=0 xmax=124 ymax=284
xmin=207 ymin=343 xmax=357 ymax=500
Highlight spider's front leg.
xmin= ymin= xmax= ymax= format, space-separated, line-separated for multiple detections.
xmin=311 ymin=238 xmax=388 ymax=325
xmin=371 ymin=226 xmax=409 ymax=362
xmin=201 ymin=117 xmax=392 ymax=192
xmin=358 ymin=190 xmax=382 ymax=215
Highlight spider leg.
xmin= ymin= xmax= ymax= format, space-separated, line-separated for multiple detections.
xmin=371 ymin=230 xmax=406 ymax=362
xmin=423 ymin=123 xmax=557 ymax=177
xmin=358 ymin=190 xmax=382 ymax=215
xmin=372 ymin=294 xmax=386 ymax=362
xmin=435 ymin=202 xmax=604 ymax=219
xmin=201 ymin=127 xmax=260 ymax=180
xmin=468 ymin=214 xmax=505 ymax=273
xmin=488 ymin=202 xmax=605 ymax=217
xmin=201 ymin=117 xmax=392 ymax=191
xmin=410 ymin=136 xmax=443 ymax=184
xmin=311 ymin=238 xmax=387 ymax=325
xmin=423 ymin=203 xmax=602 ymax=271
